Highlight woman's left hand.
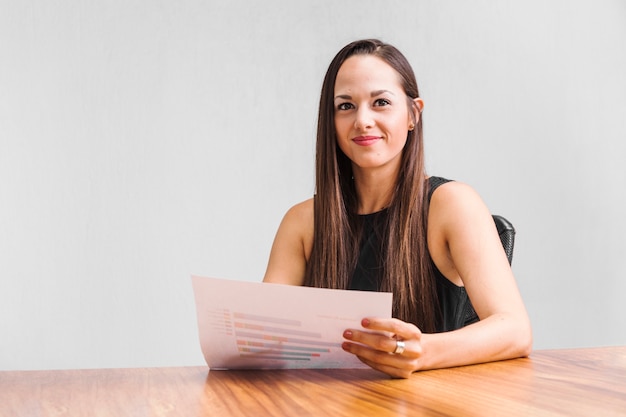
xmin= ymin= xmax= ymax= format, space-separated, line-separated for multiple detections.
xmin=342 ymin=317 xmax=423 ymax=379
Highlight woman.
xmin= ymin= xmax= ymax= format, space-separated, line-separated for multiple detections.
xmin=263 ymin=39 xmax=532 ymax=378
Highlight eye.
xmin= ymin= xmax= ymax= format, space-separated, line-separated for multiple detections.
xmin=373 ymin=98 xmax=391 ymax=107
xmin=337 ymin=102 xmax=355 ymax=111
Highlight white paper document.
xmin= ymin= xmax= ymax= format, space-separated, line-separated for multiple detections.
xmin=191 ymin=276 xmax=392 ymax=370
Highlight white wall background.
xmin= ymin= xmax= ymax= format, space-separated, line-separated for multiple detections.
xmin=1 ymin=0 xmax=625 ymax=371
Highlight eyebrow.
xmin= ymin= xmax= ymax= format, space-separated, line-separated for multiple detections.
xmin=334 ymin=90 xmax=396 ymax=100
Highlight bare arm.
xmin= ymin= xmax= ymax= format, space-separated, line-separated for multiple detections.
xmin=342 ymin=182 xmax=532 ymax=377
xmin=420 ymin=181 xmax=532 ymax=369
xmin=262 ymin=199 xmax=314 ymax=286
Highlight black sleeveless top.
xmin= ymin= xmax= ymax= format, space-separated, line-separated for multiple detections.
xmin=348 ymin=176 xmax=479 ymax=333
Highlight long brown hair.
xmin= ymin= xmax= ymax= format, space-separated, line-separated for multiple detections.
xmin=303 ymin=39 xmax=438 ymax=332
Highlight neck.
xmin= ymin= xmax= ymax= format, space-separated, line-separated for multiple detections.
xmin=352 ymin=166 xmax=398 ymax=214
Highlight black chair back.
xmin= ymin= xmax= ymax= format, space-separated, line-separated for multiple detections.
xmin=492 ymin=215 xmax=515 ymax=265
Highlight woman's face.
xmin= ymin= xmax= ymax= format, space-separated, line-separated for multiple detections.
xmin=333 ymin=55 xmax=423 ymax=174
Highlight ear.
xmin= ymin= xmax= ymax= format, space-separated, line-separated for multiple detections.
xmin=412 ymin=98 xmax=424 ymax=119
xmin=408 ymin=98 xmax=424 ymax=129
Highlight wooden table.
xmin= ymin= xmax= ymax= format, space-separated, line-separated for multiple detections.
xmin=2 ymin=346 xmax=625 ymax=416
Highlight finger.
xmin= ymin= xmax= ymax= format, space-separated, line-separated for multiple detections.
xmin=342 ymin=341 xmax=399 ymax=367
xmin=343 ymin=329 xmax=404 ymax=355
xmin=362 ymin=317 xmax=422 ymax=341
xmin=342 ymin=339 xmax=420 ymax=368
xmin=344 ymin=343 xmax=418 ymax=378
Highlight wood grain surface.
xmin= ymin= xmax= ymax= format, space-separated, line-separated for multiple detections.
xmin=1 ymin=346 xmax=625 ymax=416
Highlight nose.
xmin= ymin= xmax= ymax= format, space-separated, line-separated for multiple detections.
xmin=354 ymin=106 xmax=374 ymax=131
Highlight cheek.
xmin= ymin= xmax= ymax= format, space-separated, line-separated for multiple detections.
xmin=334 ymin=116 xmax=350 ymax=136
xmin=334 ymin=118 xmax=353 ymax=148
xmin=336 ymin=136 xmax=351 ymax=157
xmin=393 ymin=115 xmax=411 ymax=140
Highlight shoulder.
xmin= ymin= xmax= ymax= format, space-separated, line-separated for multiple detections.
xmin=429 ymin=179 xmax=485 ymax=216
xmin=427 ymin=179 xmax=495 ymax=257
xmin=282 ymin=198 xmax=314 ymax=227
xmin=263 ymin=198 xmax=314 ymax=285
xmin=427 ymin=179 xmax=504 ymax=286
xmin=276 ymin=198 xmax=314 ymax=252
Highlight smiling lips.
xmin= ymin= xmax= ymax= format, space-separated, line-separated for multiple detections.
xmin=352 ymin=136 xmax=382 ymax=146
